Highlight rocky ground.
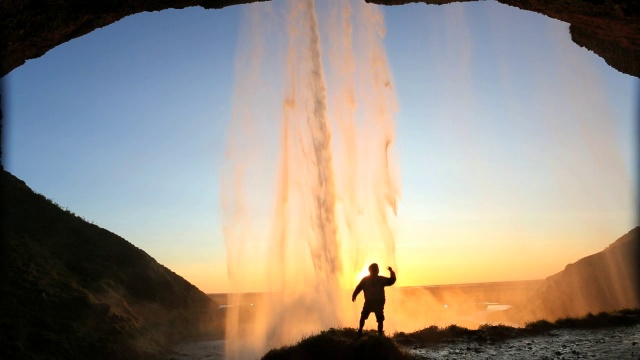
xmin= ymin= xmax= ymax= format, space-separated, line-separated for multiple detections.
xmin=408 ymin=324 xmax=640 ymax=360
xmin=164 ymin=323 xmax=640 ymax=360
xmin=164 ymin=340 xmax=225 ymax=360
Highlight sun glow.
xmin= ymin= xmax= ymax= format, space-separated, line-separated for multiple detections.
xmin=357 ymin=265 xmax=370 ymax=281
xmin=223 ymin=1 xmax=399 ymax=356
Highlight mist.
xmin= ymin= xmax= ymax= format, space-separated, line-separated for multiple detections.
xmin=220 ymin=0 xmax=637 ymax=358
xmin=222 ymin=0 xmax=401 ymax=357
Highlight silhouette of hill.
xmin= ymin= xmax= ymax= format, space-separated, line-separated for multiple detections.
xmin=490 ymin=227 xmax=640 ymax=324
xmin=0 ymin=170 xmax=219 ymax=359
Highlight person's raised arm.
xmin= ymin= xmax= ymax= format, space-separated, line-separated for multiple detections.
xmin=386 ymin=266 xmax=396 ymax=286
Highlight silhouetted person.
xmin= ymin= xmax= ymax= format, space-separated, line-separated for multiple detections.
xmin=352 ymin=263 xmax=396 ymax=337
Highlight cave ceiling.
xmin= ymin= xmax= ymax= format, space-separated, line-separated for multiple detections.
xmin=1 ymin=0 xmax=638 ymax=78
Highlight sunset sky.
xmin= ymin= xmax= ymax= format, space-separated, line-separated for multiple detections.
xmin=3 ymin=0 xmax=637 ymax=293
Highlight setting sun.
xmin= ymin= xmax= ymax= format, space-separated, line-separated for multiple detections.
xmin=357 ymin=265 xmax=370 ymax=281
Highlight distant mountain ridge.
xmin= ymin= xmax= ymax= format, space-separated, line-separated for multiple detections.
xmin=0 ymin=170 xmax=219 ymax=359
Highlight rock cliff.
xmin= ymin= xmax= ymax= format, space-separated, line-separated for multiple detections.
xmin=0 ymin=170 xmax=220 ymax=359
xmin=372 ymin=1 xmax=640 ymax=77
xmin=530 ymin=226 xmax=640 ymax=319
xmin=0 ymin=0 xmax=639 ymax=77
xmin=490 ymin=227 xmax=640 ymax=324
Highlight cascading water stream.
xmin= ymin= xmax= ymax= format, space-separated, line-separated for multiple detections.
xmin=222 ymin=0 xmax=399 ymax=357
xmin=219 ymin=1 xmax=636 ymax=358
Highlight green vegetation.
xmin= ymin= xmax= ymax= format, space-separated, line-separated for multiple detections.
xmin=262 ymin=328 xmax=413 ymax=360
xmin=395 ymin=309 xmax=640 ymax=346
xmin=263 ymin=309 xmax=640 ymax=360
xmin=551 ymin=309 xmax=640 ymax=329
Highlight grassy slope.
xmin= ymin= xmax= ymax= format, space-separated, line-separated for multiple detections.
xmin=263 ymin=309 xmax=640 ymax=360
xmin=0 ymin=170 xmax=220 ymax=359
xmin=262 ymin=328 xmax=412 ymax=360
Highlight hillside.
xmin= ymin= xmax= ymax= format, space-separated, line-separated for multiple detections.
xmin=491 ymin=227 xmax=640 ymax=324
xmin=0 ymin=170 xmax=220 ymax=359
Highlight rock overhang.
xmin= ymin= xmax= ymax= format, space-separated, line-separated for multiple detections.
xmin=0 ymin=0 xmax=638 ymax=77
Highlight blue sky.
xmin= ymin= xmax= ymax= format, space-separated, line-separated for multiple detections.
xmin=3 ymin=0 xmax=637 ymax=292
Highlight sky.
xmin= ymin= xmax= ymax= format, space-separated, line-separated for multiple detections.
xmin=2 ymin=0 xmax=638 ymax=293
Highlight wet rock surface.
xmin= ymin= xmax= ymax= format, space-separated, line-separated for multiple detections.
xmin=164 ymin=339 xmax=225 ymax=360
xmin=165 ymin=323 xmax=640 ymax=360
xmin=408 ymin=324 xmax=640 ymax=360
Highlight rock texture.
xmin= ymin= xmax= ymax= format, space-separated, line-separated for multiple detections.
xmin=0 ymin=0 xmax=264 ymax=78
xmin=0 ymin=0 xmax=640 ymax=77
xmin=369 ymin=0 xmax=640 ymax=77
xmin=491 ymin=0 xmax=640 ymax=78
xmin=0 ymin=170 xmax=221 ymax=359
xmin=1 ymin=0 xmax=639 ymax=78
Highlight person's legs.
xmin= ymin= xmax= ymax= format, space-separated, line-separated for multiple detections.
xmin=374 ymin=309 xmax=385 ymax=336
xmin=359 ymin=308 xmax=371 ymax=337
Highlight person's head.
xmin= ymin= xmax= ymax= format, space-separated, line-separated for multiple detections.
xmin=368 ymin=263 xmax=379 ymax=276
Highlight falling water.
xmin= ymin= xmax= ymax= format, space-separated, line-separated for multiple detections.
xmin=222 ymin=0 xmax=399 ymax=357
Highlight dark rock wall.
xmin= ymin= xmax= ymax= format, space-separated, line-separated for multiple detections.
xmin=0 ymin=0 xmax=265 ymax=77
xmin=1 ymin=0 xmax=639 ymax=78
xmin=489 ymin=0 xmax=640 ymax=78
xmin=368 ymin=0 xmax=640 ymax=77
xmin=0 ymin=170 xmax=220 ymax=359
